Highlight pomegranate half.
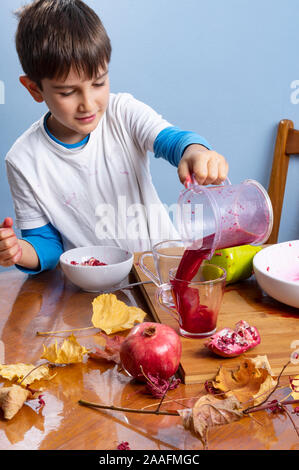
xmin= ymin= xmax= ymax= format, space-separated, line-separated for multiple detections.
xmin=119 ymin=322 xmax=182 ymax=381
xmin=205 ymin=320 xmax=261 ymax=357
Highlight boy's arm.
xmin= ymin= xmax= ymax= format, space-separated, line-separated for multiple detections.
xmin=18 ymin=239 xmax=40 ymax=270
xmin=0 ymin=218 xmax=63 ymax=273
xmin=16 ymin=223 xmax=64 ymax=274
xmin=0 ymin=217 xmax=39 ymax=269
xmin=178 ymin=144 xmax=228 ymax=186
xmin=153 ymin=126 xmax=228 ymax=185
xmin=117 ymin=94 xmax=228 ymax=185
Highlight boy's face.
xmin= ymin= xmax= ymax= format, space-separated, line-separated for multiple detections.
xmin=29 ymin=66 xmax=110 ymax=142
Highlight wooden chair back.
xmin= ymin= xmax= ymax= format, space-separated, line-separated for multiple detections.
xmin=267 ymin=119 xmax=299 ymax=243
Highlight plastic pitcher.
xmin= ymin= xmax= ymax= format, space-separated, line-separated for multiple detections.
xmin=177 ymin=178 xmax=273 ymax=256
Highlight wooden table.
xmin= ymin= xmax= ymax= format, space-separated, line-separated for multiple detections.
xmin=0 ymin=266 xmax=298 ymax=451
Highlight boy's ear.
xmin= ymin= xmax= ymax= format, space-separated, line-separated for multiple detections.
xmin=19 ymin=76 xmax=44 ymax=103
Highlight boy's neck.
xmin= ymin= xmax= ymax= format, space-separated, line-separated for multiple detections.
xmin=46 ymin=114 xmax=88 ymax=145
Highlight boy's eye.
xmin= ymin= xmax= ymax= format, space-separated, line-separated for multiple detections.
xmin=94 ymin=82 xmax=105 ymax=87
xmin=60 ymin=90 xmax=74 ymax=97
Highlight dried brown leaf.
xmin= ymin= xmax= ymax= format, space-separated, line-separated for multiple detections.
xmin=88 ymin=333 xmax=125 ymax=364
xmin=0 ymin=384 xmax=30 ymax=420
xmin=179 ymin=394 xmax=243 ymax=449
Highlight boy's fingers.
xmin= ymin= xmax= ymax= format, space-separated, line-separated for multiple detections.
xmin=2 ymin=243 xmax=20 ymax=261
xmin=0 ymin=235 xmax=18 ymax=252
xmin=214 ymin=160 xmax=229 ymax=185
xmin=0 ymin=246 xmax=22 ymax=266
xmin=0 ymin=229 xmax=15 ymax=241
xmin=0 ymin=217 xmax=13 ymax=229
xmin=0 ymin=260 xmax=12 ymax=267
xmin=204 ymin=159 xmax=219 ymax=185
xmin=192 ymin=156 xmax=209 ymax=185
xmin=177 ymin=160 xmax=191 ymax=186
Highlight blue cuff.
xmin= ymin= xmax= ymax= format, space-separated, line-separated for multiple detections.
xmin=15 ymin=223 xmax=64 ymax=275
xmin=153 ymin=126 xmax=212 ymax=167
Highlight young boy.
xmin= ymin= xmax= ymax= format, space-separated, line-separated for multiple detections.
xmin=0 ymin=0 xmax=228 ymax=274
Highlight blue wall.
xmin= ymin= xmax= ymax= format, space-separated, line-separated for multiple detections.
xmin=0 ymin=0 xmax=298 ymax=272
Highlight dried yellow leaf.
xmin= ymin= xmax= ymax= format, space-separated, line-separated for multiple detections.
xmin=41 ymin=334 xmax=89 ymax=364
xmin=0 ymin=385 xmax=30 ymax=420
xmin=0 ymin=363 xmax=53 ymax=386
xmin=91 ymin=294 xmax=146 ymax=334
xmin=211 ymin=356 xmax=277 ymax=407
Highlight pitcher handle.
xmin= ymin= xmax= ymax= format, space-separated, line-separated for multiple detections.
xmin=156 ymin=283 xmax=180 ymax=323
xmin=138 ymin=252 xmax=160 ymax=287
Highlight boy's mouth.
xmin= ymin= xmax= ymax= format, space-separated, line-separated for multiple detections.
xmin=75 ymin=113 xmax=97 ymax=123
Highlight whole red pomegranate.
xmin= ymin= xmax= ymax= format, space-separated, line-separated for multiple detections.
xmin=119 ymin=322 xmax=182 ymax=381
xmin=205 ymin=320 xmax=260 ymax=357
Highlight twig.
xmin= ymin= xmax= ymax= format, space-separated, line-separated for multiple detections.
xmin=283 ymin=406 xmax=299 ymax=438
xmin=156 ymin=376 xmax=174 ymax=413
xmin=244 ymin=399 xmax=299 ymax=414
xmin=141 ymin=395 xmax=204 ymax=411
xmin=243 ymin=360 xmax=291 ymax=414
xmin=36 ymin=326 xmax=96 ymax=336
xmin=78 ymin=399 xmax=179 ymax=416
xmin=18 ymin=362 xmax=50 ymax=386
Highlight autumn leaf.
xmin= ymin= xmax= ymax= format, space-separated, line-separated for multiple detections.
xmin=41 ymin=334 xmax=89 ymax=364
xmin=0 ymin=363 xmax=53 ymax=386
xmin=0 ymin=385 xmax=30 ymax=420
xmin=210 ymin=356 xmax=277 ymax=407
xmin=179 ymin=394 xmax=243 ymax=449
xmin=88 ymin=333 xmax=126 ymax=364
xmin=290 ymin=375 xmax=299 ymax=400
xmin=91 ymin=294 xmax=146 ymax=334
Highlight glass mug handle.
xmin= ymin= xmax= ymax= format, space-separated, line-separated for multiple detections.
xmin=156 ymin=283 xmax=180 ymax=323
xmin=138 ymin=252 xmax=160 ymax=287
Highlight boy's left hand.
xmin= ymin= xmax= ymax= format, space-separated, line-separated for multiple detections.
xmin=178 ymin=144 xmax=229 ymax=186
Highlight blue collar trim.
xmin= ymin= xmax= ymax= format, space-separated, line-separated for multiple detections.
xmin=43 ymin=112 xmax=90 ymax=148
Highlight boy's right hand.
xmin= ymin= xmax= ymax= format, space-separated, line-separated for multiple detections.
xmin=0 ymin=217 xmax=23 ymax=267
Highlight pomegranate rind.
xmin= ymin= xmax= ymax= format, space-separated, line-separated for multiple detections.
xmin=205 ymin=320 xmax=260 ymax=358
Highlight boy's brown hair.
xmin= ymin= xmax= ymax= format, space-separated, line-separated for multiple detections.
xmin=15 ymin=0 xmax=112 ymax=88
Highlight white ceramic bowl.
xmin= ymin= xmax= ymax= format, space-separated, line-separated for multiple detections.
xmin=253 ymin=240 xmax=299 ymax=308
xmin=60 ymin=245 xmax=133 ymax=292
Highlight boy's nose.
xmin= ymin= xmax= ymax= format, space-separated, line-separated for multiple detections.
xmin=78 ymin=92 xmax=94 ymax=113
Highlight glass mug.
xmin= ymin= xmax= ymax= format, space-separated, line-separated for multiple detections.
xmin=157 ymin=264 xmax=226 ymax=338
xmin=139 ymin=240 xmax=185 ymax=287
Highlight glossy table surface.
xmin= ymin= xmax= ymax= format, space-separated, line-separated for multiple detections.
xmin=0 ymin=267 xmax=298 ymax=451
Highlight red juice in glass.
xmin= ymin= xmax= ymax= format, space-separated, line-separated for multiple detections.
xmin=172 ymin=179 xmax=273 ymax=336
